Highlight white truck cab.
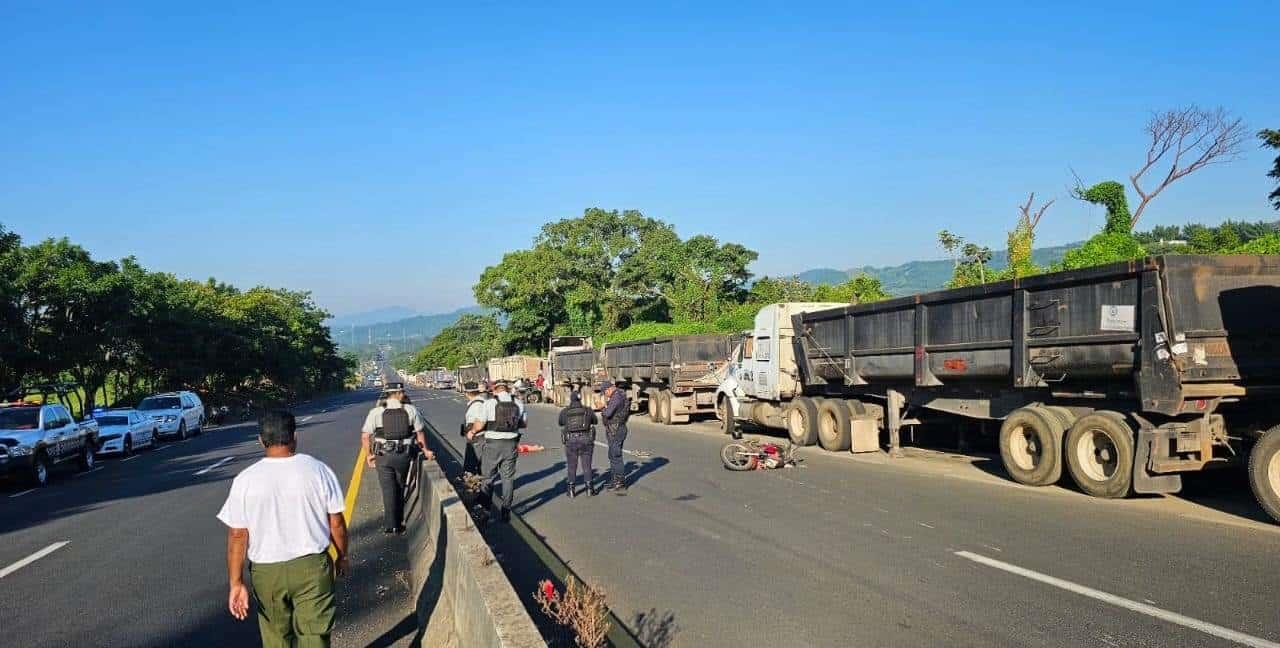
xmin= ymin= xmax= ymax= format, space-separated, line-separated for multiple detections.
xmin=717 ymin=302 xmax=844 ymax=432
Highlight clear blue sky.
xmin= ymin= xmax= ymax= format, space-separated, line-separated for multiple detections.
xmin=3 ymin=1 xmax=1277 ymax=316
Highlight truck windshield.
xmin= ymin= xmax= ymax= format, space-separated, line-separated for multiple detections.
xmin=138 ymin=397 xmax=181 ymax=410
xmin=0 ymin=408 xmax=40 ymax=430
xmin=94 ymin=415 xmax=130 ymax=426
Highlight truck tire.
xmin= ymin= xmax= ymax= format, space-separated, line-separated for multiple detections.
xmin=657 ymin=391 xmax=673 ymax=425
xmin=648 ymin=392 xmax=661 ymax=422
xmin=1064 ymin=412 xmax=1134 ymax=498
xmin=1247 ymin=427 xmax=1280 ymax=524
xmin=998 ymin=407 xmax=1064 ymax=487
xmin=718 ymin=397 xmax=742 ymax=439
xmin=78 ymin=443 xmax=96 ymax=471
xmin=31 ymin=451 xmax=51 ymax=487
xmin=817 ymin=399 xmax=852 ymax=451
xmin=785 ymin=397 xmax=819 ymax=447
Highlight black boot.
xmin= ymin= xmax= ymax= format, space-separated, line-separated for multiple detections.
xmin=587 ymin=476 xmax=598 ymax=496
xmin=605 ymin=474 xmax=620 ymax=490
xmin=611 ymin=475 xmax=627 ymax=495
xmin=566 ymin=481 xmax=577 ymax=498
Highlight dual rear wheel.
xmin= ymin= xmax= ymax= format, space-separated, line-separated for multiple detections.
xmin=999 ymin=407 xmax=1135 ymax=497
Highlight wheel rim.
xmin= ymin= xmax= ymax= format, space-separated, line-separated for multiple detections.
xmin=722 ymin=445 xmax=752 ymax=468
xmin=788 ymin=409 xmax=803 ymax=438
xmin=85 ymin=449 xmax=95 ymax=468
xmin=819 ymin=411 xmax=835 ymax=443
xmin=1008 ymin=425 xmax=1041 ymax=472
xmin=1268 ymin=450 xmax=1280 ymax=500
xmin=125 ymin=437 xmax=132 ymax=454
xmin=1076 ymin=428 xmax=1118 ymax=482
xmin=36 ymin=461 xmax=47 ymax=484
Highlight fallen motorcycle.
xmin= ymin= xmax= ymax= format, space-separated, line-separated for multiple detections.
xmin=720 ymin=438 xmax=800 ymax=471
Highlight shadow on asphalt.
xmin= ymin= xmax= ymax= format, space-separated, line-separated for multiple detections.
xmin=0 ymin=423 xmax=260 ymax=535
xmin=631 ymin=607 xmax=681 ymax=648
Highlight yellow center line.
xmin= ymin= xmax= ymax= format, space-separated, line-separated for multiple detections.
xmin=330 ymin=445 xmax=367 ymax=560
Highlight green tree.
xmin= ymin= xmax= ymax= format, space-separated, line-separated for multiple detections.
xmin=408 ymin=313 xmax=504 ymax=371
xmin=1262 ymin=129 xmax=1280 ymax=210
xmin=812 ymin=274 xmax=890 ymax=303
xmin=663 ymin=235 xmax=757 ymax=324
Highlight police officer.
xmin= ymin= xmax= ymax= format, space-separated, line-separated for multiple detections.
xmin=460 ymin=381 xmax=488 ymax=475
xmin=468 ymin=379 xmax=526 ymax=522
xmin=599 ymin=381 xmax=630 ymax=495
xmin=361 ymin=389 xmax=433 ymax=533
xmin=558 ymin=391 xmax=598 ymax=498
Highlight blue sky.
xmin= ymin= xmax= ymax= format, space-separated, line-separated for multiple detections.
xmin=3 ymin=1 xmax=1277 ymax=316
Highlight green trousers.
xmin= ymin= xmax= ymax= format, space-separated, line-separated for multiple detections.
xmin=249 ymin=552 xmax=336 ymax=648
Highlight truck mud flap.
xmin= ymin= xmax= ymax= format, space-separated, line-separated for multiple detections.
xmin=1133 ymin=428 xmax=1182 ymax=495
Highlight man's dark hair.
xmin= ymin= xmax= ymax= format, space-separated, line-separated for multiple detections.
xmin=259 ymin=410 xmax=297 ymax=447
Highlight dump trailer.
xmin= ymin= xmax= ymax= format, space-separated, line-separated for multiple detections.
xmin=548 ymin=336 xmax=598 ymax=406
xmin=456 ymin=364 xmax=488 ymax=392
xmin=487 ymin=355 xmax=547 ymax=403
xmin=601 ymin=335 xmax=733 ymax=424
xmin=756 ymin=255 xmax=1280 ymax=522
xmin=431 ymin=367 xmax=455 ymax=390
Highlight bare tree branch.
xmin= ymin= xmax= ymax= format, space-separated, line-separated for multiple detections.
xmin=1129 ymin=106 xmax=1247 ymax=228
xmin=1017 ymin=192 xmax=1055 ymax=231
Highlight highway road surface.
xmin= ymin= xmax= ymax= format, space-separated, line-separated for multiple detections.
xmin=0 ymin=390 xmax=415 ymax=648
xmin=414 ymin=388 xmax=1280 ymax=648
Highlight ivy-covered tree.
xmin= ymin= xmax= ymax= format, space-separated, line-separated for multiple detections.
xmin=1262 ymin=129 xmax=1280 ymax=210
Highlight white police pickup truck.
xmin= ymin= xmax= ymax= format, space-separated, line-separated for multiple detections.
xmin=0 ymin=403 xmax=99 ymax=486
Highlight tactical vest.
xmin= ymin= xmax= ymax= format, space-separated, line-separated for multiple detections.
xmin=379 ymin=407 xmax=412 ymax=440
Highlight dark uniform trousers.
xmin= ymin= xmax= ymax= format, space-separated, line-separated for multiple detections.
xmin=605 ymin=421 xmax=628 ymax=480
xmin=375 ymin=447 xmax=413 ymax=529
xmin=463 ymin=436 xmax=484 ymax=475
xmin=480 ymin=436 xmax=519 ymax=513
xmin=565 ymin=433 xmax=595 ymax=485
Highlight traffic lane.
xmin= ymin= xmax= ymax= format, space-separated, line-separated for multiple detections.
xmin=0 ymin=391 xmax=372 ymax=647
xmin=418 ymin=392 xmax=1279 ymax=647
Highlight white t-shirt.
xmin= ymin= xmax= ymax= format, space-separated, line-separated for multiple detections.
xmin=216 ymin=453 xmax=345 ymax=564
xmin=482 ymin=392 xmax=527 ymax=440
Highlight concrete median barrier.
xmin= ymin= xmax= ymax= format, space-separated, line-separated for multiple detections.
xmin=405 ymin=457 xmax=543 ymax=647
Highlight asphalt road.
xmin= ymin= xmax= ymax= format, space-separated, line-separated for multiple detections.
xmin=0 ymin=389 xmax=413 ymax=648
xmin=414 ymin=388 xmax=1280 ymax=648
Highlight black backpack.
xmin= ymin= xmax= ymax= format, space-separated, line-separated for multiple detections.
xmin=562 ymin=406 xmax=592 ymax=435
xmin=380 ymin=408 xmax=412 ymax=440
xmin=491 ymin=399 xmax=521 ymax=433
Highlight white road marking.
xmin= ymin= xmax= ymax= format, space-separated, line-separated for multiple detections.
xmin=8 ymin=488 xmax=36 ymax=499
xmin=195 ymin=456 xmax=235 ymax=476
xmin=74 ymin=467 xmax=103 ymax=478
xmin=955 ymin=551 xmax=1280 ymax=648
xmin=917 ymin=522 xmax=936 ymax=529
xmin=1 ymin=541 xmax=70 ymax=579
xmin=593 ymin=441 xmax=645 ymax=457
xmin=300 ymin=416 xmax=313 ymax=422
xmin=121 ymin=455 xmax=140 ymax=462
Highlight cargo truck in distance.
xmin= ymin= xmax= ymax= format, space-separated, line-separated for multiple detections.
xmin=718 ymin=256 xmax=1280 ymax=523
xmin=456 ymin=364 xmax=488 ymax=392
xmin=601 ymin=335 xmax=733 ymax=424
xmin=547 ymin=336 xmax=597 ymax=406
xmin=487 ymin=355 xmax=547 ymax=403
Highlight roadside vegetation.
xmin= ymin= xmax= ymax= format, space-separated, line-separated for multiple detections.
xmin=407 ymin=106 xmax=1277 ymax=370
xmin=0 ymin=225 xmax=354 ymax=415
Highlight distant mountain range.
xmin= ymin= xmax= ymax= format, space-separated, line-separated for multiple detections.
xmin=795 ymin=242 xmax=1081 ymax=296
xmin=328 ymin=306 xmax=420 ymax=329
xmin=329 ymin=306 xmax=488 ymax=350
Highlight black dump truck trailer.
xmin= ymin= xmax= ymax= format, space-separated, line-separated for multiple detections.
xmin=601 ymin=335 xmax=732 ymax=424
xmin=455 ymin=364 xmax=488 ymax=392
xmin=548 ymin=348 xmax=599 ymax=406
xmin=792 ymin=255 xmax=1280 ymax=522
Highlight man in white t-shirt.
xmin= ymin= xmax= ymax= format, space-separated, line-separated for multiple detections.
xmin=217 ymin=410 xmax=349 ymax=648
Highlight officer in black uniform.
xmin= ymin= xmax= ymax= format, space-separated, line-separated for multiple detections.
xmin=599 ymin=381 xmax=631 ymax=495
xmin=360 ymin=389 xmax=432 ymax=533
xmin=558 ymin=391 xmax=598 ymax=498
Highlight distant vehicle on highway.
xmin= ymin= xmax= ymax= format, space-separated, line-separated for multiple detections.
xmin=0 ymin=402 xmax=99 ymax=486
xmin=92 ymin=409 xmax=158 ymax=455
xmin=138 ymin=391 xmax=205 ymax=440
